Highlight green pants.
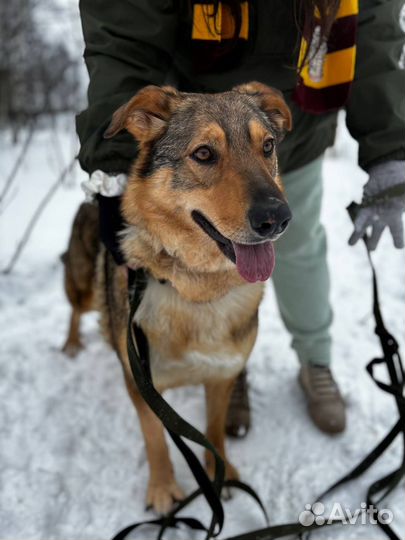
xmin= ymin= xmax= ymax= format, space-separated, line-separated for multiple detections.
xmin=272 ymin=156 xmax=332 ymax=366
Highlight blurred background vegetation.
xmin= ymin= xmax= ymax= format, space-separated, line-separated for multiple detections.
xmin=0 ymin=0 xmax=86 ymax=272
xmin=0 ymin=0 xmax=85 ymax=137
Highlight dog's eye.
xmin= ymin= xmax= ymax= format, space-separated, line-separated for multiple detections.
xmin=263 ymin=139 xmax=274 ymax=157
xmin=192 ymin=146 xmax=215 ymax=163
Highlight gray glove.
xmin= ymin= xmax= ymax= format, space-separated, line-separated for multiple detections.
xmin=349 ymin=160 xmax=405 ymax=250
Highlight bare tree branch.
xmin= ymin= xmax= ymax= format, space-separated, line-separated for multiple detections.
xmin=1 ymin=157 xmax=76 ymax=274
xmin=0 ymin=120 xmax=36 ymax=208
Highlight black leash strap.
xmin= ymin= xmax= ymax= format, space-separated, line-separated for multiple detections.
xmin=122 ymin=270 xmax=270 ymax=539
xmin=124 ymin=268 xmax=225 ymax=539
xmin=361 ymin=183 xmax=405 ymax=208
xmin=323 ymin=202 xmax=405 ymax=540
xmin=299 ymin=204 xmax=405 ymax=540
xmin=113 ymin=202 xmax=404 ymax=540
xmin=112 ymin=516 xmax=207 ymax=540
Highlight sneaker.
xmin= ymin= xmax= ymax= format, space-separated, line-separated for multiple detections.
xmin=226 ymin=369 xmax=251 ymax=438
xmin=299 ymin=363 xmax=346 ymax=434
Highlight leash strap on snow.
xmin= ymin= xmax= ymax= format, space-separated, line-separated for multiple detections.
xmin=300 ymin=203 xmax=405 ymax=540
xmin=112 ymin=202 xmax=404 ymax=539
xmin=319 ymin=202 xmax=405 ymax=540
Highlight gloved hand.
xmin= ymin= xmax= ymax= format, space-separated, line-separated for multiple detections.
xmin=349 ymin=161 xmax=405 ymax=250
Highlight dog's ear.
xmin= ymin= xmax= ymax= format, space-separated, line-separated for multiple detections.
xmin=104 ymin=85 xmax=180 ymax=141
xmin=233 ymin=82 xmax=292 ymax=141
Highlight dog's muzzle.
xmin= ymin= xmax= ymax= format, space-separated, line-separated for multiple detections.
xmin=248 ymin=198 xmax=292 ymax=240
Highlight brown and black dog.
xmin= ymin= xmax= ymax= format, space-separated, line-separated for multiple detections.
xmin=62 ymin=82 xmax=292 ymax=514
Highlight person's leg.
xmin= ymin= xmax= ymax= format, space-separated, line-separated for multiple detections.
xmin=227 ymin=156 xmax=345 ymax=436
xmin=272 ymin=156 xmax=332 ymax=366
xmin=272 ymin=156 xmax=345 ymax=434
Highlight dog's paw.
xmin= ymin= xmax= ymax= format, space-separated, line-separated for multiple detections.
xmin=61 ymin=340 xmax=83 ymax=358
xmin=206 ymin=456 xmax=239 ymax=500
xmin=206 ymin=455 xmax=239 ymax=483
xmin=224 ymin=460 xmax=239 ymax=482
xmin=146 ymin=480 xmax=185 ymax=515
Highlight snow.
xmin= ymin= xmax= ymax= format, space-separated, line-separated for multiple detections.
xmin=0 ymin=116 xmax=404 ymax=540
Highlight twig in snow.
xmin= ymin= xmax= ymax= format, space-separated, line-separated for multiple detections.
xmin=1 ymin=157 xmax=76 ymax=274
xmin=0 ymin=119 xmax=36 ymax=209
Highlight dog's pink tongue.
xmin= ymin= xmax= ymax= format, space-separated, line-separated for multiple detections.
xmin=232 ymin=241 xmax=275 ymax=283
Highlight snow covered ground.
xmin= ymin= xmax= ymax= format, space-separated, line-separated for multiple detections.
xmin=0 ymin=117 xmax=404 ymax=540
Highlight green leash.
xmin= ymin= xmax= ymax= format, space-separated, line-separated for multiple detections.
xmin=111 ymin=201 xmax=404 ymax=540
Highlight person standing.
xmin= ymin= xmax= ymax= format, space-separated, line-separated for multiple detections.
xmin=76 ymin=0 xmax=405 ymax=435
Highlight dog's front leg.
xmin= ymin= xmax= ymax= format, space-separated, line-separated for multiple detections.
xmin=123 ymin=373 xmax=184 ymax=514
xmin=204 ymin=378 xmax=240 ymax=486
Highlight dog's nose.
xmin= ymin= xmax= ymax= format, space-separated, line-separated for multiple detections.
xmin=248 ymin=198 xmax=292 ymax=238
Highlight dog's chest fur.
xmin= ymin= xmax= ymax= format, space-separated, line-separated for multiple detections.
xmin=134 ymin=277 xmax=263 ymax=389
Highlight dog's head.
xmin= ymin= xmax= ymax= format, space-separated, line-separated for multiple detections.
xmin=105 ymin=82 xmax=292 ymax=283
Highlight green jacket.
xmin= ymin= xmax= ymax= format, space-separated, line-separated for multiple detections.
xmin=76 ymin=0 xmax=405 ymax=175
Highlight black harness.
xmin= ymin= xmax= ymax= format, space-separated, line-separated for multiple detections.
xmin=111 ymin=200 xmax=405 ymax=540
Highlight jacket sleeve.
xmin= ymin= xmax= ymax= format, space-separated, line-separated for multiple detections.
xmin=345 ymin=0 xmax=405 ymax=170
xmin=76 ymin=0 xmax=178 ymax=174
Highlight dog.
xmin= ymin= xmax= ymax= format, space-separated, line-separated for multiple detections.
xmin=62 ymin=82 xmax=292 ymax=514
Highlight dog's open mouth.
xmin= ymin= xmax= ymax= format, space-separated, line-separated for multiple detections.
xmin=191 ymin=210 xmax=275 ymax=283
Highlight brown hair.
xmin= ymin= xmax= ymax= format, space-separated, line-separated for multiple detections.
xmin=298 ymin=0 xmax=340 ymax=67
